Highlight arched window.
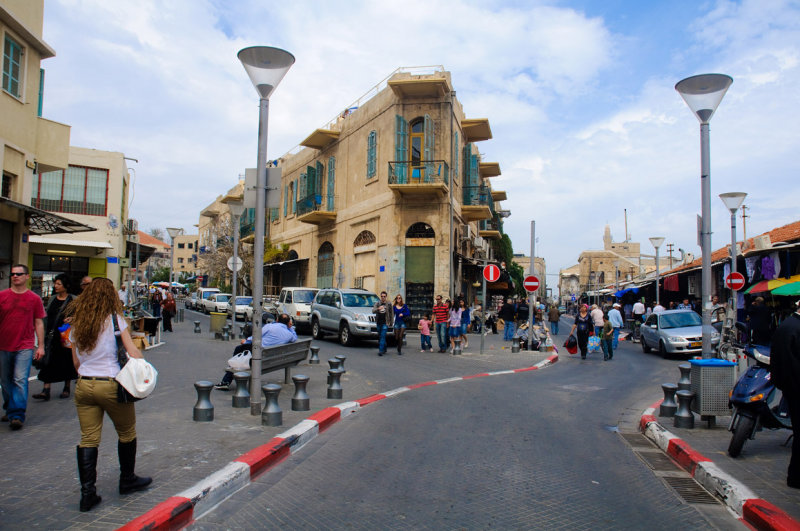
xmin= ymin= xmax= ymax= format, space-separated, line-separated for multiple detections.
xmin=406 ymin=222 xmax=435 ymax=239
xmin=288 ymin=250 xmax=298 ymax=260
xmin=354 ymin=230 xmax=376 ymax=247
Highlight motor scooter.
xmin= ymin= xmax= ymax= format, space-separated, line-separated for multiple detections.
xmin=727 ymin=342 xmax=792 ymax=457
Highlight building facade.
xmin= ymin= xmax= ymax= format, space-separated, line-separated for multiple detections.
xmin=172 ymin=233 xmax=198 ymax=279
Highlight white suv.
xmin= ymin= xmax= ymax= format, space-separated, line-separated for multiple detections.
xmin=310 ymin=288 xmax=380 ymax=346
xmin=272 ymin=287 xmax=318 ymax=331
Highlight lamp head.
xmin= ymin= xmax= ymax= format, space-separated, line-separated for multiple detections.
xmin=719 ymin=192 xmax=747 ymax=213
xmin=238 ymin=46 xmax=295 ymax=99
xmin=649 ymin=236 xmax=665 ymax=249
xmin=675 ymin=74 xmax=733 ymax=124
xmin=166 ymin=227 xmax=183 ymax=239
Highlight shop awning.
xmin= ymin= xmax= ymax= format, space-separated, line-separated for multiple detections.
xmin=28 ymin=236 xmax=112 ymax=248
xmin=264 ymin=258 xmax=309 ymax=268
xmin=0 ymin=197 xmax=96 ymax=235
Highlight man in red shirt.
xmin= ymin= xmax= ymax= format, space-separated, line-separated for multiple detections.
xmin=0 ymin=264 xmax=46 ymax=430
xmin=432 ymin=295 xmax=450 ymax=353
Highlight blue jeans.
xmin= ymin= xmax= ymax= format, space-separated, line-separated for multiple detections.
xmin=612 ymin=327 xmax=620 ymax=350
xmin=421 ymin=335 xmax=432 ymax=350
xmin=436 ymin=322 xmax=448 ymax=351
xmin=550 ymin=320 xmax=559 ymax=335
xmin=377 ymin=323 xmax=388 ymax=353
xmin=503 ymin=322 xmax=515 ymax=340
xmin=0 ymin=349 xmax=34 ymax=422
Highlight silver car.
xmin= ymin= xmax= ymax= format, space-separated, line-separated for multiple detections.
xmin=310 ymin=288 xmax=380 ymax=346
xmin=640 ymin=309 xmax=720 ymax=358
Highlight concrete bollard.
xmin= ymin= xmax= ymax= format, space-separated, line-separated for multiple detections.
xmin=327 ymin=368 xmax=344 ymax=399
xmin=327 ymin=358 xmax=342 ymax=385
xmin=291 ymin=374 xmax=310 ymax=411
xmin=677 ymin=363 xmax=691 ymax=391
xmin=232 ymin=372 xmax=251 ymax=408
xmin=659 ymin=383 xmax=678 ymax=417
xmin=674 ymin=390 xmax=695 ymax=429
xmin=334 ymin=355 xmax=347 ymax=372
xmin=453 ymin=338 xmax=462 ymax=356
xmin=261 ymin=384 xmax=282 ymax=426
xmin=193 ymin=381 xmax=214 ymax=422
xmin=511 ymin=336 xmax=520 ymax=353
xmin=309 ymin=346 xmax=320 ymax=364
xmin=194 ymin=321 xmax=201 ymax=333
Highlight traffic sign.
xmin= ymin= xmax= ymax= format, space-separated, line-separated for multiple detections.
xmin=523 ymin=275 xmax=540 ymax=292
xmin=483 ymin=264 xmax=500 ymax=282
xmin=227 ymin=256 xmax=243 ymax=272
xmin=725 ymin=272 xmax=745 ymax=290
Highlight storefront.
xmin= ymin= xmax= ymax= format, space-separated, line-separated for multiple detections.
xmin=28 ymin=236 xmax=113 ymax=297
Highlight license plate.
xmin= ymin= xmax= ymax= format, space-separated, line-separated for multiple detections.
xmin=690 ymin=341 xmax=702 ymax=348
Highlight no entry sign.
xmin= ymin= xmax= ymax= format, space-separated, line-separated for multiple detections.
xmin=725 ymin=272 xmax=745 ymax=290
xmin=483 ymin=264 xmax=501 ymax=282
xmin=523 ymin=275 xmax=540 ymax=292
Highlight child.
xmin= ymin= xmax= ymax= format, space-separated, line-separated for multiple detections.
xmin=602 ymin=313 xmax=614 ymax=361
xmin=419 ymin=313 xmax=433 ymax=352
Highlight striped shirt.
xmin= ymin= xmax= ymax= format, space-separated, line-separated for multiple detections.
xmin=432 ymin=303 xmax=449 ymax=324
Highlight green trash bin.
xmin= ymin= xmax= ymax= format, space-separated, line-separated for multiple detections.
xmin=209 ymin=312 xmax=227 ymax=335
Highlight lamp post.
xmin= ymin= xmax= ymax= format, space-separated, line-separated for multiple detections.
xmin=238 ymin=45 xmax=294 ymax=416
xmin=719 ymin=192 xmax=747 ymax=316
xmin=224 ymin=198 xmax=245 ymax=323
xmin=166 ymin=227 xmax=183 ymax=289
xmin=676 ymin=73 xmax=733 ymax=358
xmin=649 ymin=237 xmax=665 ymax=308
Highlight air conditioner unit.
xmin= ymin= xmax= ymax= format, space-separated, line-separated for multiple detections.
xmin=727 ymin=243 xmax=742 ymax=257
xmin=474 ymin=236 xmax=484 ymax=248
xmin=461 ymin=225 xmax=472 ymax=240
xmin=126 ymin=219 xmax=138 ymax=233
xmin=753 ymin=234 xmax=772 ymax=251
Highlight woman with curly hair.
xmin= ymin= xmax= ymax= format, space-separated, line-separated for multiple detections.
xmin=67 ymin=278 xmax=152 ymax=512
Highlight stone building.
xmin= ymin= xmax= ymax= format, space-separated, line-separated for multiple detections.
xmin=172 ymin=233 xmax=198 ymax=279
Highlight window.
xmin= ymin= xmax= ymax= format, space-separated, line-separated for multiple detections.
xmin=1 ymin=172 xmax=12 ymax=198
xmin=188 ymin=243 xmax=193 ymax=249
xmin=178 ymin=243 xmax=185 ymax=249
xmin=367 ymin=130 xmax=377 ymax=178
xmin=327 ymin=156 xmax=335 ymax=210
xmin=3 ymin=35 xmax=23 ymax=97
xmin=31 ymin=165 xmax=109 ymax=216
xmin=178 ymin=257 xmax=184 ymax=263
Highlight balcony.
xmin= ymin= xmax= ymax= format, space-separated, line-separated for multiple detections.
xmin=388 ymin=160 xmax=449 ymax=197
xmin=479 ymin=219 xmax=502 ymax=240
xmin=491 ymin=190 xmax=507 ymax=202
xmin=300 ymin=128 xmax=340 ymax=150
xmin=461 ymin=185 xmax=491 ymax=221
xmin=388 ymin=77 xmax=450 ymax=98
xmin=35 ymin=117 xmax=71 ymax=173
xmin=461 ymin=118 xmax=492 ymax=142
xmin=296 ymin=193 xmax=336 ymax=225
xmin=479 ymin=162 xmax=501 ymax=178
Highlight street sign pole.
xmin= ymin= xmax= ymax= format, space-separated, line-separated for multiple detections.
xmin=529 ymin=220 xmax=536 ymax=351
xmin=480 ymin=265 xmax=487 ymax=355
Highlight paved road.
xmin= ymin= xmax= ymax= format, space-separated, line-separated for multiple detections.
xmin=191 ymin=333 xmax=744 ymax=529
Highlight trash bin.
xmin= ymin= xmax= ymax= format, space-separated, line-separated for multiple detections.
xmin=689 ymin=358 xmax=736 ymax=417
xmin=209 ymin=312 xmax=227 ymax=335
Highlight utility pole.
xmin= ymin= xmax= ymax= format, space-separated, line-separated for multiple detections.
xmin=740 ymin=204 xmax=749 ymax=244
xmin=666 ymin=243 xmax=675 ymax=267
xmin=528 ymin=221 xmax=536 ymax=352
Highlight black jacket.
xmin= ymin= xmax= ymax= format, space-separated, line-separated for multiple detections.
xmin=771 ymin=312 xmax=800 ymax=393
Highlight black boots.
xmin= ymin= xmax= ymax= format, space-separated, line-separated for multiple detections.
xmin=118 ymin=439 xmax=152 ymax=495
xmin=76 ymin=446 xmax=102 ymax=512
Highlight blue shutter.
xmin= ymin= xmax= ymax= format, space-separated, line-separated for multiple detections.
xmin=283 ymin=184 xmax=288 ymax=216
xmin=367 ymin=130 xmax=377 ymax=179
xmin=327 ymin=156 xmax=336 ymax=211
xmin=394 ymin=115 xmax=408 ymax=183
xmin=293 ymin=178 xmax=298 ymax=213
xmin=451 ymin=131 xmax=458 ymax=186
xmin=316 ymin=161 xmax=324 ymax=196
xmin=423 ymin=114 xmax=435 ymax=182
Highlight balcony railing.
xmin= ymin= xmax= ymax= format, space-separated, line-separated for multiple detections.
xmin=388 ymin=160 xmax=449 ymax=186
xmin=297 ymin=193 xmax=335 ymax=216
xmin=463 ymin=184 xmax=489 ymax=206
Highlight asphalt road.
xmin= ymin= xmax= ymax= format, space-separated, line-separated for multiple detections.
xmin=190 ymin=329 xmax=745 ymax=530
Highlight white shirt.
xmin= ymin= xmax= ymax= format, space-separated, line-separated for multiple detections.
xmin=118 ymin=289 xmax=127 ymax=305
xmin=654 ymin=304 xmax=665 ymax=314
xmin=632 ymin=302 xmax=645 ymax=315
xmin=590 ymin=308 xmax=604 ymax=327
xmin=73 ymin=314 xmax=127 ymax=378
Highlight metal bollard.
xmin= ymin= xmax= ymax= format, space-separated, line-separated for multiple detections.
xmin=673 ymin=390 xmax=695 ymax=429
xmin=239 ymin=325 xmax=246 ymax=340
xmin=660 ymin=383 xmax=678 ymax=417
xmin=194 ymin=321 xmax=201 ymax=333
xmin=334 ymin=355 xmax=347 ymax=372
xmin=232 ymin=372 xmax=251 ymax=408
xmin=327 ymin=368 xmax=344 ymax=399
xmin=222 ymin=325 xmax=231 ymax=342
xmin=291 ymin=374 xmax=310 ymax=411
xmin=261 ymin=384 xmax=282 ymax=426
xmin=677 ymin=363 xmax=691 ymax=391
xmin=193 ymin=381 xmax=214 ymax=422
xmin=511 ymin=336 xmax=520 ymax=353
xmin=453 ymin=338 xmax=462 ymax=355
xmin=178 ymin=308 xmax=184 ymax=323
xmin=309 ymin=346 xmax=320 ymax=364
xmin=328 ymin=358 xmax=342 ymax=385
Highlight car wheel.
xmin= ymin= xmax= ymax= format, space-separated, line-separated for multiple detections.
xmin=312 ymin=318 xmax=325 ymax=340
xmin=339 ymin=322 xmax=353 ymax=346
xmin=659 ymin=340 xmax=669 ymax=359
xmin=641 ymin=336 xmax=651 ymax=353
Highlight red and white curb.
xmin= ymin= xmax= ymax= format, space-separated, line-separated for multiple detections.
xmin=118 ymin=354 xmax=558 ymax=530
xmin=640 ymin=400 xmax=800 ymax=531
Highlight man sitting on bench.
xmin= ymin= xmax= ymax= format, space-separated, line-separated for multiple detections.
xmin=215 ymin=313 xmax=297 ymax=390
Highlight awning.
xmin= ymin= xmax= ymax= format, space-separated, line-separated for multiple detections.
xmin=0 ymin=197 xmax=96 ymax=235
xmin=28 ymin=236 xmax=112 ymax=248
xmin=264 ymin=258 xmax=309 ymax=268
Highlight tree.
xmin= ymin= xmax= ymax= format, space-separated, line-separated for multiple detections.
xmin=492 ymin=233 xmax=525 ymax=298
xmin=148 ymin=227 xmax=165 ymax=242
xmin=197 ymin=215 xmax=251 ymax=294
xmin=149 ymin=266 xmax=170 ymax=282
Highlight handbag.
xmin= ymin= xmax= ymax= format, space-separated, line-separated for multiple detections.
xmin=112 ymin=314 xmax=157 ymax=402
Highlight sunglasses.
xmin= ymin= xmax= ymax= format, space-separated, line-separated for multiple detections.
xmin=10 ymin=272 xmax=27 ymax=277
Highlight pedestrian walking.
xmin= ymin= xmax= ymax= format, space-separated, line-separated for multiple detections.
xmin=418 ymin=313 xmax=433 ymax=352
xmin=632 ymin=298 xmax=646 ymax=324
xmin=590 ymin=304 xmax=606 ymax=357
xmin=33 ymin=273 xmax=78 ymax=401
xmin=161 ymin=291 xmax=176 ymax=332
xmin=602 ymin=313 xmax=614 ymax=361
xmin=499 ymin=298 xmax=516 ymax=341
xmin=608 ymin=303 xmax=624 ymax=350
xmin=150 ymin=288 xmax=162 ymax=318
xmin=569 ymin=304 xmax=593 ymax=360
xmin=748 ymin=297 xmax=772 ymax=345
xmin=459 ymin=299 xmax=470 ymax=349
xmin=770 ymin=300 xmax=800 ymax=489
xmin=0 ymin=264 xmax=46 ymax=430
xmin=432 ymin=295 xmax=449 ymax=353
xmin=393 ymin=295 xmax=410 ymax=355
xmin=67 ymin=278 xmax=152 ymax=512
xmin=448 ymin=300 xmax=463 ymax=352
xmin=548 ymin=304 xmax=560 ymax=336
xmin=372 ymin=291 xmax=394 ymax=356
xmin=80 ymin=276 xmax=93 ymax=293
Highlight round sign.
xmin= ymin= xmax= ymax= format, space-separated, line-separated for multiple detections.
xmin=523 ymin=275 xmax=540 ymax=292
xmin=483 ymin=264 xmax=500 ymax=282
xmin=227 ymin=256 xmax=243 ymax=272
xmin=725 ymin=271 xmax=745 ymax=290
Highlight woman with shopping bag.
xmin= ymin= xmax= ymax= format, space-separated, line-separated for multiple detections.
xmin=569 ymin=304 xmax=593 ymax=359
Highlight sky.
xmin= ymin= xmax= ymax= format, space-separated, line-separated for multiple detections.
xmin=40 ymin=0 xmax=800 ymax=283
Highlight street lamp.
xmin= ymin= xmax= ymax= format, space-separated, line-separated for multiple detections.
xmin=238 ymin=45 xmax=294 ymax=416
xmin=649 ymin=237 xmax=665 ymax=308
xmin=720 ymin=192 xmax=747 ymax=316
xmin=223 ymin=198 xmax=246 ymax=324
xmin=676 ymin=73 xmax=733 ymax=358
xmin=166 ymin=227 xmax=183 ymax=288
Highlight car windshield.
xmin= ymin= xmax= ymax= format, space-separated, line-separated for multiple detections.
xmin=293 ymin=290 xmax=316 ymax=303
xmin=216 ymin=295 xmax=230 ymax=302
xmin=660 ymin=312 xmax=702 ymax=329
xmin=235 ymin=297 xmax=252 ymax=305
xmin=342 ymin=293 xmax=379 ymax=307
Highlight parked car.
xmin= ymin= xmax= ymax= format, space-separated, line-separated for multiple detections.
xmin=200 ymin=293 xmax=232 ymax=314
xmin=310 ymin=288 xmax=380 ymax=346
xmin=243 ymin=297 xmax=276 ymax=322
xmin=194 ymin=287 xmax=220 ymax=311
xmin=640 ymin=309 xmax=720 ymax=358
xmin=271 ymin=287 xmax=319 ymax=331
xmin=186 ymin=293 xmax=197 ymax=309
xmin=226 ymin=296 xmax=253 ymax=321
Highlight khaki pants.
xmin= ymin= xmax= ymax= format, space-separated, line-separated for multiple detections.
xmin=74 ymin=378 xmax=137 ymax=447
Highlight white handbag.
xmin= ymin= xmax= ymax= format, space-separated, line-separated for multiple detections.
xmin=115 ymin=356 xmax=158 ymax=399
